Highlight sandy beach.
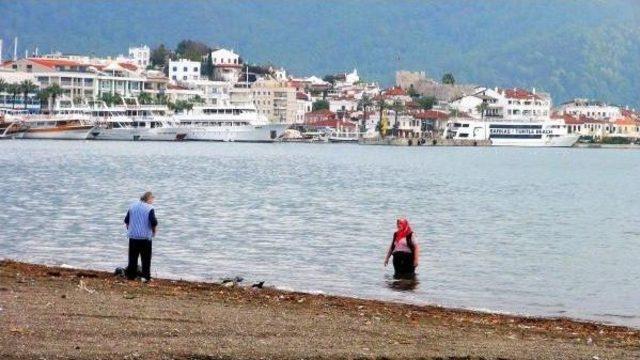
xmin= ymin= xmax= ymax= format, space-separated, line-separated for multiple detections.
xmin=1 ymin=260 xmax=639 ymax=359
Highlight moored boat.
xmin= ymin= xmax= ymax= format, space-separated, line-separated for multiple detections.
xmin=90 ymin=102 xmax=186 ymax=141
xmin=0 ymin=110 xmax=29 ymax=139
xmin=443 ymin=119 xmax=579 ymax=147
xmin=175 ymin=105 xmax=288 ymax=142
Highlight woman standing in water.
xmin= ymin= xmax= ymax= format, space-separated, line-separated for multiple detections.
xmin=384 ymin=218 xmax=419 ymax=279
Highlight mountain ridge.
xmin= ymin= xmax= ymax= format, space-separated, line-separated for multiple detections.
xmin=1 ymin=0 xmax=639 ymax=107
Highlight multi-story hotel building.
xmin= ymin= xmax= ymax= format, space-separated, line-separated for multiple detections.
xmin=250 ymin=78 xmax=297 ymax=123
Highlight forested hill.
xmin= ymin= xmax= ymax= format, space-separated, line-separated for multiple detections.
xmin=2 ymin=0 xmax=639 ymax=107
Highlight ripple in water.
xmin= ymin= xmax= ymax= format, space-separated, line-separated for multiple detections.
xmin=0 ymin=140 xmax=639 ymax=327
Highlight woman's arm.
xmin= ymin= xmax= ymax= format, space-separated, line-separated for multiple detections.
xmin=384 ymin=235 xmax=395 ymax=266
xmin=413 ymin=243 xmax=420 ymax=267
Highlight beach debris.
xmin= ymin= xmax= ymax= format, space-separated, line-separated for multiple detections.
xmin=9 ymin=327 xmax=27 ymax=334
xmin=47 ymin=271 xmax=61 ymax=277
xmin=77 ymin=280 xmax=95 ymax=294
xmin=61 ymin=294 xmax=67 ymax=299
xmin=223 ymin=281 xmax=235 ymax=288
xmin=297 ymin=298 xmax=305 ymax=303
xmin=114 ymin=267 xmax=126 ymax=277
xmin=587 ymin=337 xmax=593 ymax=345
xmin=252 ymin=281 xmax=265 ymax=289
xmin=123 ymin=293 xmax=136 ymax=300
xmin=221 ymin=276 xmax=244 ymax=284
xmin=592 ymin=356 xmax=601 ymax=360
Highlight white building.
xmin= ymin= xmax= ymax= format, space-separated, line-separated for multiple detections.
xmin=177 ymin=79 xmax=231 ymax=105
xmin=128 ymin=45 xmax=150 ymax=68
xmin=450 ymin=87 xmax=551 ymax=121
xmin=169 ymin=59 xmax=201 ymax=83
xmin=211 ymin=48 xmax=242 ymax=82
xmin=557 ymin=99 xmax=621 ymax=120
xmin=329 ymin=96 xmax=358 ymax=113
xmin=295 ymin=92 xmax=313 ymax=123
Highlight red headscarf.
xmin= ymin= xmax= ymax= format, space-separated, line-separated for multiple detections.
xmin=394 ymin=218 xmax=412 ymax=243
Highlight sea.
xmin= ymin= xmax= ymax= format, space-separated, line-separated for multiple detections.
xmin=1 ymin=140 xmax=638 ymax=327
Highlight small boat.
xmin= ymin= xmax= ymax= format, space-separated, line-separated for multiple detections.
xmin=0 ymin=110 xmax=29 ymax=139
xmin=328 ymin=130 xmax=359 ymax=143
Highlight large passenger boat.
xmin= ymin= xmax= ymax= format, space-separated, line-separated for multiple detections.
xmin=175 ymin=104 xmax=288 ymax=142
xmin=89 ymin=102 xmax=186 ymax=141
xmin=443 ymin=119 xmax=579 ymax=147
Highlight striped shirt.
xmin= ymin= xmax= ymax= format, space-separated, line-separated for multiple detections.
xmin=124 ymin=201 xmax=158 ymax=240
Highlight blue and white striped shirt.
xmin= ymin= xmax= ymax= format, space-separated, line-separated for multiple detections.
xmin=124 ymin=201 xmax=158 ymax=240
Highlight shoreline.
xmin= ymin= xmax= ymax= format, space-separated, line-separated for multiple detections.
xmin=2 ymin=260 xmax=639 ymax=359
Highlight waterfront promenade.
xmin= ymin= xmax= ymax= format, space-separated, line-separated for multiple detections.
xmin=2 ymin=260 xmax=639 ymax=359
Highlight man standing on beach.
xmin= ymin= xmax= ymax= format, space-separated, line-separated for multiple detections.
xmin=124 ymin=191 xmax=158 ymax=283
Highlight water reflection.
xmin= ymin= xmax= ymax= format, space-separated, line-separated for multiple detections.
xmin=385 ymin=274 xmax=419 ymax=291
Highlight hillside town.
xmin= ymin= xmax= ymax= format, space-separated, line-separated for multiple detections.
xmin=1 ymin=39 xmax=639 ymax=145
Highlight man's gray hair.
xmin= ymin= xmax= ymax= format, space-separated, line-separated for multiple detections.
xmin=140 ymin=191 xmax=154 ymax=202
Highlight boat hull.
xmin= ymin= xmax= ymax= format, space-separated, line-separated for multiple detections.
xmin=490 ymin=135 xmax=580 ymax=147
xmin=93 ymin=128 xmax=187 ymax=141
xmin=23 ymin=126 xmax=100 ymax=140
xmin=184 ymin=124 xmax=289 ymax=142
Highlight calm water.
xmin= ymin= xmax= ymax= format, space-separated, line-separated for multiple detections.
xmin=1 ymin=140 xmax=639 ymax=327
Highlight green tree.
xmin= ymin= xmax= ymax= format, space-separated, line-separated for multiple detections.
xmin=312 ymin=99 xmax=329 ymax=111
xmin=137 ymin=92 xmax=153 ymax=105
xmin=0 ymin=78 xmax=6 ymax=94
xmin=192 ymin=95 xmax=205 ymax=104
xmin=390 ymin=100 xmax=405 ymax=136
xmin=202 ymin=53 xmax=214 ymax=80
xmin=46 ymin=84 xmax=63 ymax=111
xmin=442 ymin=73 xmax=455 ymax=85
xmin=175 ymin=40 xmax=210 ymax=62
xmin=100 ymin=92 xmax=123 ymax=106
xmin=156 ymin=94 xmax=168 ymax=105
xmin=376 ymin=99 xmax=388 ymax=138
xmin=19 ymin=80 xmax=39 ymax=110
xmin=36 ymin=88 xmax=50 ymax=112
xmin=476 ymin=101 xmax=488 ymax=121
xmin=150 ymin=44 xmax=173 ymax=68
xmin=407 ymin=85 xmax=420 ymax=99
xmin=416 ymin=96 xmax=436 ymax=110
xmin=6 ymin=84 xmax=21 ymax=109
xmin=357 ymin=94 xmax=373 ymax=133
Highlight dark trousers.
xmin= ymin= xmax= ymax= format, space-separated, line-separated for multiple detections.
xmin=127 ymin=238 xmax=152 ymax=280
xmin=392 ymin=251 xmax=415 ymax=279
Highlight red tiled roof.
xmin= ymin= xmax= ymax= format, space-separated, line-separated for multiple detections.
xmin=308 ymin=119 xmax=356 ymax=129
xmin=414 ymin=110 xmax=449 ymax=120
xmin=614 ymin=117 xmax=638 ymax=126
xmin=307 ymin=109 xmax=334 ymax=115
xmin=27 ymin=58 xmax=82 ymax=68
xmin=118 ymin=62 xmax=138 ymax=71
xmin=556 ymin=114 xmax=584 ymax=125
xmin=296 ymin=92 xmax=310 ymax=100
xmin=502 ymin=88 xmax=541 ymax=100
xmin=384 ymin=86 xmax=407 ymax=96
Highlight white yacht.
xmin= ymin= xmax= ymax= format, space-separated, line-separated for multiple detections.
xmin=443 ymin=118 xmax=579 ymax=147
xmin=89 ymin=102 xmax=187 ymax=141
xmin=175 ymin=104 xmax=288 ymax=142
